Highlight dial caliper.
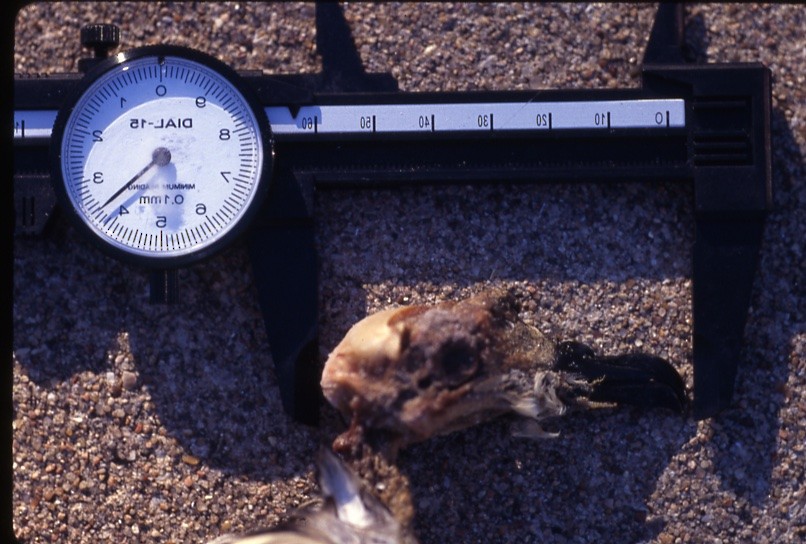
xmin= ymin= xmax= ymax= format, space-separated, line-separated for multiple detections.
xmin=49 ymin=45 xmax=272 ymax=268
xmin=13 ymin=4 xmax=772 ymax=423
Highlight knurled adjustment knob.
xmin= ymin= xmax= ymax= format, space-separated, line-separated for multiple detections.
xmin=80 ymin=24 xmax=120 ymax=58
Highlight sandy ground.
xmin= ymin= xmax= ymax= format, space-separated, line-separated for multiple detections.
xmin=11 ymin=3 xmax=805 ymax=543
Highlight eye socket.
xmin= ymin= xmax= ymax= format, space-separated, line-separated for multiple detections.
xmin=438 ymin=340 xmax=478 ymax=380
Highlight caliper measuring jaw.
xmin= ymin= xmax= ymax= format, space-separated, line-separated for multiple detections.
xmin=637 ymin=4 xmax=771 ymax=420
xmin=13 ymin=3 xmax=772 ymax=423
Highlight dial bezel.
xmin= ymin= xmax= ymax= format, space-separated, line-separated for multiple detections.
xmin=50 ymin=44 xmax=274 ymax=268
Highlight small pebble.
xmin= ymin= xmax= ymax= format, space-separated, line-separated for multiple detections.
xmin=121 ymin=371 xmax=138 ymax=391
xmin=182 ymin=454 xmax=200 ymax=466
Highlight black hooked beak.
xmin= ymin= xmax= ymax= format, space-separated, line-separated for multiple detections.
xmin=554 ymin=341 xmax=688 ymax=413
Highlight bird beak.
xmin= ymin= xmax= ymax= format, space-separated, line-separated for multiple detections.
xmin=553 ymin=341 xmax=688 ymax=413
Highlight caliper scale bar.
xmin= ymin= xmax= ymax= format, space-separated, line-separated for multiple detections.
xmin=13 ymin=3 xmax=771 ymax=424
xmin=16 ymin=98 xmax=685 ymax=139
xmin=266 ymin=98 xmax=685 ymax=134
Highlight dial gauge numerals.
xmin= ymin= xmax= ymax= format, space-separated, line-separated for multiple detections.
xmin=57 ymin=50 xmax=267 ymax=263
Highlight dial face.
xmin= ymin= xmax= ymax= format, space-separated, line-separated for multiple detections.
xmin=53 ymin=46 xmax=271 ymax=266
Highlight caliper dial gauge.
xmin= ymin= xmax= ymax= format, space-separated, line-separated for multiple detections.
xmin=51 ymin=45 xmax=273 ymax=267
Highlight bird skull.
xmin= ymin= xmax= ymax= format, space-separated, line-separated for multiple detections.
xmin=321 ymin=288 xmax=686 ymax=455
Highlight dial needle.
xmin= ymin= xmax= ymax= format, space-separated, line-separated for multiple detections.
xmin=101 ymin=147 xmax=172 ymax=209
